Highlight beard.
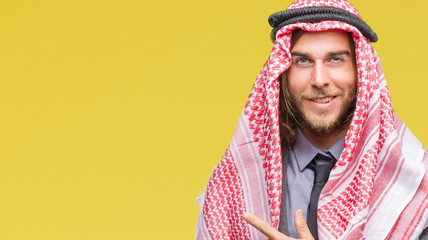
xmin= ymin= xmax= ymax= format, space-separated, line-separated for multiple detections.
xmin=289 ymin=87 xmax=357 ymax=135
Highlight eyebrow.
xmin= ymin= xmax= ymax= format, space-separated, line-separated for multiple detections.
xmin=328 ymin=50 xmax=351 ymax=57
xmin=291 ymin=50 xmax=351 ymax=57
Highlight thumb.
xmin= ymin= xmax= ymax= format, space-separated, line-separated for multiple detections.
xmin=294 ymin=210 xmax=314 ymax=240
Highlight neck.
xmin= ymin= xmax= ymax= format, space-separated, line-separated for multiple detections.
xmin=300 ymin=126 xmax=348 ymax=150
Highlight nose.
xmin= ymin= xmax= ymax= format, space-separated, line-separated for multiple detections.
xmin=311 ymin=62 xmax=330 ymax=88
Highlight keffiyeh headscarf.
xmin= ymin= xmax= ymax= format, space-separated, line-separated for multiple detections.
xmin=195 ymin=0 xmax=428 ymax=239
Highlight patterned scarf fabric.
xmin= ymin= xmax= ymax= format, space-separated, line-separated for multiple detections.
xmin=195 ymin=0 xmax=428 ymax=239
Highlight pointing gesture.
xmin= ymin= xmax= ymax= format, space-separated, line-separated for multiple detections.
xmin=242 ymin=209 xmax=315 ymax=240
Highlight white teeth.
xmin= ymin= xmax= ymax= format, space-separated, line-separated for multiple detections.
xmin=313 ymin=97 xmax=334 ymax=103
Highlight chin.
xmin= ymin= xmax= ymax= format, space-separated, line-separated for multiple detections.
xmin=302 ymin=115 xmax=343 ymax=134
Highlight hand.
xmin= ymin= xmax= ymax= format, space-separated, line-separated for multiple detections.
xmin=242 ymin=209 xmax=314 ymax=240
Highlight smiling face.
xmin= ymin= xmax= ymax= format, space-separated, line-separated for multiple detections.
xmin=287 ymin=30 xmax=357 ymax=138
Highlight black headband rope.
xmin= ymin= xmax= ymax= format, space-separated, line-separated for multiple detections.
xmin=268 ymin=6 xmax=378 ymax=43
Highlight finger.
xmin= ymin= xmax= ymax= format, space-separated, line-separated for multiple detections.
xmin=294 ymin=209 xmax=314 ymax=240
xmin=242 ymin=212 xmax=293 ymax=240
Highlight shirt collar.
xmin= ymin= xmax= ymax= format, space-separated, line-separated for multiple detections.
xmin=293 ymin=128 xmax=345 ymax=171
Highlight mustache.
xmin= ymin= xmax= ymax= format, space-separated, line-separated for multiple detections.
xmin=300 ymin=88 xmax=344 ymax=99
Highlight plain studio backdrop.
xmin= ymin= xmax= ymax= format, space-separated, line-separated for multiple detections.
xmin=0 ymin=0 xmax=427 ymax=239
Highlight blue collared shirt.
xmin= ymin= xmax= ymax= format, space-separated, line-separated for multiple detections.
xmin=283 ymin=128 xmax=344 ymax=238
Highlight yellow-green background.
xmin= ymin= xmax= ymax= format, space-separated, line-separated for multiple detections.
xmin=0 ymin=0 xmax=426 ymax=239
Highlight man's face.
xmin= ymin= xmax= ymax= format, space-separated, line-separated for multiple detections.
xmin=287 ymin=30 xmax=357 ymax=135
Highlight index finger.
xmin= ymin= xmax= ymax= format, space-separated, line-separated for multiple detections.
xmin=242 ymin=212 xmax=294 ymax=240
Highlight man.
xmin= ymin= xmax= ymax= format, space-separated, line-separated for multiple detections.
xmin=195 ymin=0 xmax=428 ymax=239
